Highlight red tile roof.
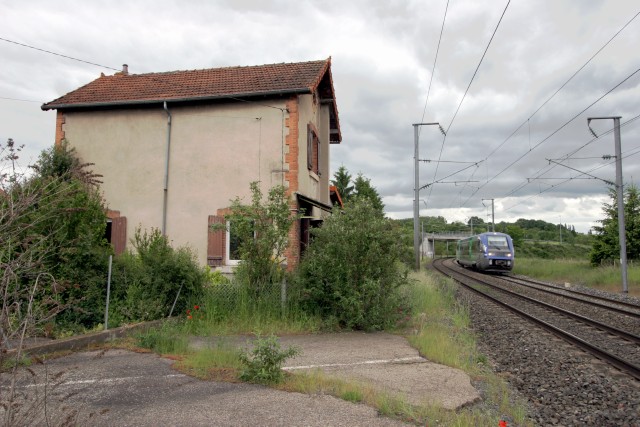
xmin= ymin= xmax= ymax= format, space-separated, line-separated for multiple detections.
xmin=42 ymin=58 xmax=341 ymax=142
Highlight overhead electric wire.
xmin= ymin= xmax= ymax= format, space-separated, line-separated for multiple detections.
xmin=482 ymin=10 xmax=640 ymax=163
xmin=0 ymin=37 xmax=120 ymax=71
xmin=426 ymin=0 xmax=510 ymax=204
xmin=444 ymin=0 xmax=511 ymax=136
xmin=418 ymin=0 xmax=449 ymax=138
xmin=461 ymin=66 xmax=640 ymax=208
xmin=503 ymin=146 xmax=640 ymax=212
xmin=1 ymin=36 xmax=292 ymax=114
xmin=503 ymin=113 xmax=640 ymax=198
xmin=0 ymin=96 xmax=40 ymax=103
xmin=455 ymin=10 xmax=640 ymax=208
xmin=421 ymin=161 xmax=482 ymax=190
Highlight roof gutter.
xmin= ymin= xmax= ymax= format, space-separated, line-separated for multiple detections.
xmin=41 ymin=88 xmax=310 ymax=111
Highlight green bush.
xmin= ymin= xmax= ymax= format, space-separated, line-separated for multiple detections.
xmin=1 ymin=140 xmax=113 ymax=332
xmin=109 ymin=228 xmax=206 ymax=324
xmin=238 ymin=334 xmax=299 ymax=384
xmin=219 ymin=182 xmax=293 ymax=297
xmin=296 ymin=198 xmax=410 ymax=330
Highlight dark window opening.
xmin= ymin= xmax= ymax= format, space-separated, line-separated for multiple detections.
xmin=105 ymin=220 xmax=113 ymax=244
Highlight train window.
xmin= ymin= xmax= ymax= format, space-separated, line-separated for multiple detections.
xmin=487 ymin=236 xmax=508 ymax=249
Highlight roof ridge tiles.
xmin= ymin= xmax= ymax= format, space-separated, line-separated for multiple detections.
xmin=117 ymin=58 xmax=330 ymax=79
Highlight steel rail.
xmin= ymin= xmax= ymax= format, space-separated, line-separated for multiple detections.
xmin=433 ymin=258 xmax=640 ymax=381
xmin=446 ymin=263 xmax=640 ymax=343
xmin=502 ymin=275 xmax=640 ymax=315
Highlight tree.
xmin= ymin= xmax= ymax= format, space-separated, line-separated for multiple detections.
xmin=505 ymin=225 xmax=524 ymax=248
xmin=331 ymin=165 xmax=354 ymax=203
xmin=220 ymin=182 xmax=295 ymax=295
xmin=297 ymin=198 xmax=409 ymax=330
xmin=1 ymin=139 xmax=111 ymax=423
xmin=467 ymin=216 xmax=485 ymax=232
xmin=590 ymin=184 xmax=640 ymax=265
xmin=353 ymin=173 xmax=384 ymax=215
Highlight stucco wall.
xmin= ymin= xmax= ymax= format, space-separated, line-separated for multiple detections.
xmin=296 ymin=93 xmax=332 ymax=218
xmin=62 ymin=101 xmax=288 ymax=265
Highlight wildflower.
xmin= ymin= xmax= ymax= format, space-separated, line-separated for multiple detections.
xmin=187 ymin=309 xmax=191 ymax=315
xmin=194 ymin=305 xmax=200 ymax=310
xmin=187 ymin=315 xmax=193 ymax=320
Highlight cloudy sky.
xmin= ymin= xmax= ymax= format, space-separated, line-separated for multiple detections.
xmin=2 ymin=0 xmax=639 ymax=233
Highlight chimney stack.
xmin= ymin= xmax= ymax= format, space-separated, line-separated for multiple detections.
xmin=122 ymin=64 xmax=129 ymax=75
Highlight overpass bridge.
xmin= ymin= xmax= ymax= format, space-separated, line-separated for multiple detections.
xmin=421 ymin=231 xmax=473 ymax=258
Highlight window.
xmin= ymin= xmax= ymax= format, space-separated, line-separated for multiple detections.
xmin=207 ymin=214 xmax=253 ymax=267
xmin=226 ymin=220 xmax=242 ymax=265
xmin=226 ymin=220 xmax=255 ymax=265
xmin=307 ymin=124 xmax=319 ymax=174
xmin=105 ymin=212 xmax=127 ymax=255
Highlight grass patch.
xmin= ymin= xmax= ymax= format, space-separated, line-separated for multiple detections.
xmin=406 ymin=270 xmax=533 ymax=426
xmin=134 ymin=321 xmax=190 ymax=354
xmin=175 ymin=344 xmax=243 ymax=382
xmin=182 ymin=283 xmax=323 ymax=336
xmin=515 ymin=257 xmax=640 ymax=297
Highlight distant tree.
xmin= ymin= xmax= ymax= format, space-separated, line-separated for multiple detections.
xmin=505 ymin=225 xmax=524 ymax=248
xmin=590 ymin=184 xmax=640 ymax=265
xmin=331 ymin=166 xmax=354 ymax=203
xmin=353 ymin=173 xmax=384 ymax=215
xmin=467 ymin=216 xmax=487 ymax=233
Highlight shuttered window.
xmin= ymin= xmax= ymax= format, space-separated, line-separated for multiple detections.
xmin=207 ymin=215 xmax=225 ymax=267
xmin=111 ymin=216 xmax=127 ymax=255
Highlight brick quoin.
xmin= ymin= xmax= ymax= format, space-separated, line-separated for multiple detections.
xmin=284 ymin=96 xmax=300 ymax=270
xmin=55 ymin=111 xmax=65 ymax=146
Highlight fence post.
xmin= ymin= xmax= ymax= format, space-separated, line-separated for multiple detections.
xmin=104 ymin=255 xmax=112 ymax=330
xmin=281 ymin=278 xmax=287 ymax=316
xmin=168 ymin=283 xmax=183 ymax=318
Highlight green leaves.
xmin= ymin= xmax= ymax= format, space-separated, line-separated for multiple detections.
xmin=297 ymin=198 xmax=409 ymax=330
xmin=110 ymin=227 xmax=206 ymax=323
xmin=590 ymin=184 xmax=640 ymax=265
xmin=223 ymin=182 xmax=294 ymax=294
xmin=238 ymin=334 xmax=300 ymax=384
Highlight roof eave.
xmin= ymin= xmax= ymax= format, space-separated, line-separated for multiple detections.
xmin=41 ymin=88 xmax=310 ymax=111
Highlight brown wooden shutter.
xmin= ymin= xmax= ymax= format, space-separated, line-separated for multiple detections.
xmin=111 ymin=216 xmax=127 ymax=255
xmin=207 ymin=215 xmax=225 ymax=267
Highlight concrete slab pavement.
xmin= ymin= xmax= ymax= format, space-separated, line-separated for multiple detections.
xmin=193 ymin=331 xmax=482 ymax=411
xmin=5 ymin=327 xmax=482 ymax=425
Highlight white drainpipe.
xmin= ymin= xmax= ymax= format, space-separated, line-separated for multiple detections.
xmin=162 ymin=101 xmax=172 ymax=236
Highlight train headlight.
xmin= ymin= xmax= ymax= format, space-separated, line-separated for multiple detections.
xmin=488 ymin=252 xmax=494 ymax=256
xmin=507 ymin=253 xmax=512 ymax=257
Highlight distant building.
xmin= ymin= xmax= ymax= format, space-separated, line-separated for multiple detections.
xmin=42 ymin=59 xmax=342 ymax=271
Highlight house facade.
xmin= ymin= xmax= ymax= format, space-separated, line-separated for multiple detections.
xmin=42 ymin=59 xmax=342 ymax=270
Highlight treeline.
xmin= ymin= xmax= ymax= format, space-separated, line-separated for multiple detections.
xmin=394 ymin=216 xmax=591 ymax=244
xmin=392 ymin=215 xmax=593 ymax=260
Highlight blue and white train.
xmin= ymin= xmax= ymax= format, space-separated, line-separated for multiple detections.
xmin=455 ymin=232 xmax=515 ymax=272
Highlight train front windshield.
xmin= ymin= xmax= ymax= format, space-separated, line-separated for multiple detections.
xmin=487 ymin=235 xmax=509 ymax=250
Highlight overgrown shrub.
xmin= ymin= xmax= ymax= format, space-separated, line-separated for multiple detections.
xmin=1 ymin=140 xmax=112 ymax=335
xmin=109 ymin=228 xmax=206 ymax=324
xmin=296 ymin=198 xmax=410 ymax=330
xmin=238 ymin=334 xmax=299 ymax=384
xmin=217 ymin=182 xmax=294 ymax=296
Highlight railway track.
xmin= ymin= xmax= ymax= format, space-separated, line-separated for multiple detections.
xmin=502 ymin=274 xmax=640 ymax=315
xmin=433 ymin=257 xmax=640 ymax=381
